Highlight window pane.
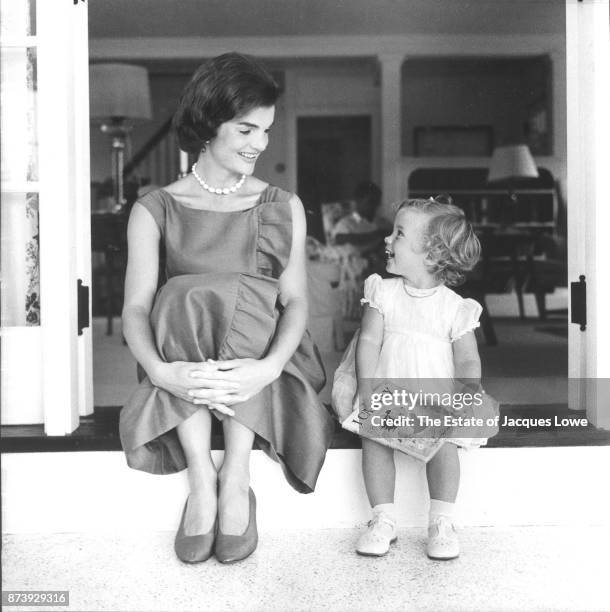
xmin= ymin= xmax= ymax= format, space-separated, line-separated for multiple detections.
xmin=0 ymin=47 xmax=38 ymax=183
xmin=1 ymin=192 xmax=40 ymax=327
xmin=0 ymin=0 xmax=36 ymax=37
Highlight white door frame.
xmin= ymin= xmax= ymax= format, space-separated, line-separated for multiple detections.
xmin=566 ymin=0 xmax=610 ymax=428
xmin=72 ymin=1 xmax=94 ymax=420
xmin=1 ymin=0 xmax=91 ymax=430
xmin=38 ymin=0 xmax=93 ymax=433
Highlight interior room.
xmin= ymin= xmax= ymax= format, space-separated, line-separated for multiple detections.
xmin=87 ymin=9 xmax=569 ymax=420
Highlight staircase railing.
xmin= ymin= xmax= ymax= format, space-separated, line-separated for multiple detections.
xmin=123 ymin=117 xmax=181 ymax=187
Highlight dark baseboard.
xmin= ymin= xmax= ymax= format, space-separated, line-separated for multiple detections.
xmin=2 ymin=404 xmax=609 ymax=454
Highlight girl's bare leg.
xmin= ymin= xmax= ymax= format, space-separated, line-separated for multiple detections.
xmin=426 ymin=442 xmax=460 ymax=502
xmin=361 ymin=438 xmax=396 ymax=506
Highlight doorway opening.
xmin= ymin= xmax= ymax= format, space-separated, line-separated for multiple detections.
xmin=297 ymin=115 xmax=373 ymax=242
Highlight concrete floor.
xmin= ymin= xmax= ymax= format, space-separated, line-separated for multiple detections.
xmin=3 ymin=526 xmax=608 ymax=612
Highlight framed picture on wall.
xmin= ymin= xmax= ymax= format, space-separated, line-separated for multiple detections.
xmin=413 ymin=126 xmax=494 ymax=157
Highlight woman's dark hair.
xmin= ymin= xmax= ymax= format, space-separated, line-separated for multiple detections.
xmin=173 ymin=52 xmax=280 ymax=154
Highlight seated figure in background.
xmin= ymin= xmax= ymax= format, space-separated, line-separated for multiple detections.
xmin=329 ymin=181 xmax=391 ymax=319
xmin=331 ymin=181 xmax=390 ymax=257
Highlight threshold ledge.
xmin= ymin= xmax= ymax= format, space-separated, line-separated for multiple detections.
xmin=2 ymin=404 xmax=609 ymax=453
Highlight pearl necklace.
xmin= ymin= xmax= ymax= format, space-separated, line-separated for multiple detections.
xmin=191 ymin=163 xmax=246 ymax=195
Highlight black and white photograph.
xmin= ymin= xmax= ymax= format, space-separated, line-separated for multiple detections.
xmin=1 ymin=1 xmax=609 ymax=611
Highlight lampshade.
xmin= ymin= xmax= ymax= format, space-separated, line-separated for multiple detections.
xmin=487 ymin=144 xmax=538 ymax=183
xmin=90 ymin=63 xmax=152 ymax=122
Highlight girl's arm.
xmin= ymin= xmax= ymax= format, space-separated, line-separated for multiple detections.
xmin=355 ymin=304 xmax=384 ymax=403
xmin=122 ymin=204 xmax=236 ymax=414
xmin=452 ymin=331 xmax=482 ymax=389
xmin=192 ymin=194 xmax=308 ymax=404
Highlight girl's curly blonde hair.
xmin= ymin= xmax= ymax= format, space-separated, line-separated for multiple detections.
xmin=394 ymin=195 xmax=481 ymax=286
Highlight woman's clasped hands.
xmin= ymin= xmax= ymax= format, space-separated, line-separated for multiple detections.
xmin=148 ymin=360 xmax=235 ymax=416
xmin=188 ymin=357 xmax=281 ymax=414
xmin=150 ymin=357 xmax=281 ymax=417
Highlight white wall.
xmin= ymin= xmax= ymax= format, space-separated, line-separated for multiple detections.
xmin=90 ymin=42 xmax=566 ymax=219
xmin=90 ymin=59 xmax=379 ymax=195
xmin=401 ymin=57 xmax=550 ymax=156
xmin=289 ymin=60 xmax=380 ymax=188
xmin=3 ymin=446 xmax=609 ymax=533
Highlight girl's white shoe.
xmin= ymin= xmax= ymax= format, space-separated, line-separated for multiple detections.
xmin=426 ymin=515 xmax=460 ymax=560
xmin=355 ymin=512 xmax=397 ymax=556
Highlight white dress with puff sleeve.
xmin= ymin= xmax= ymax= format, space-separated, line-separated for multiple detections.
xmin=361 ymin=274 xmax=481 ymax=380
xmin=332 ymin=273 xmax=487 ymax=453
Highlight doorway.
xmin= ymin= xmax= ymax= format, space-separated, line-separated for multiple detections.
xmin=297 ymin=115 xmax=372 ymax=242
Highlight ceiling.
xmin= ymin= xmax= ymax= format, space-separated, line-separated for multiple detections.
xmin=88 ymin=0 xmax=565 ymax=39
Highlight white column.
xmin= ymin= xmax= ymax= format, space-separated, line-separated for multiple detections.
xmin=377 ymin=54 xmax=404 ymax=217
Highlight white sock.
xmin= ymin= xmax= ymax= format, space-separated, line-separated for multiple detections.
xmin=429 ymin=499 xmax=455 ymax=524
xmin=372 ymin=502 xmax=396 ymax=523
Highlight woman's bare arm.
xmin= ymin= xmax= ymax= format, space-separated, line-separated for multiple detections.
xmin=121 ymin=203 xmax=164 ymax=376
xmin=122 ymin=203 xmax=236 ymax=413
xmin=261 ymin=192 xmax=309 ymax=373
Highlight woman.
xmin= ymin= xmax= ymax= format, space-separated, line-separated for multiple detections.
xmin=119 ymin=53 xmax=335 ymax=564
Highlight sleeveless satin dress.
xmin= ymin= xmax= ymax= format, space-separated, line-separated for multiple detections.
xmin=119 ymin=186 xmax=335 ymax=493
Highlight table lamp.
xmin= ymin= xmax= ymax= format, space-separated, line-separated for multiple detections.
xmin=90 ymin=63 xmax=152 ymax=211
xmin=487 ymin=144 xmax=539 ymax=226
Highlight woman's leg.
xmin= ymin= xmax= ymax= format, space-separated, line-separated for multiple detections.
xmin=218 ymin=418 xmax=255 ymax=535
xmin=361 ymin=438 xmax=396 ymax=506
xmin=176 ymin=408 xmax=217 ymax=535
xmin=426 ymin=442 xmax=460 ymax=502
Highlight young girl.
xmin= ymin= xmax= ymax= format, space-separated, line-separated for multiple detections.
xmin=337 ymin=196 xmax=484 ymax=560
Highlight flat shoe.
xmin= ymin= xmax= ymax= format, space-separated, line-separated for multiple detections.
xmin=355 ymin=511 xmax=397 ymax=557
xmin=215 ymin=488 xmax=258 ymax=564
xmin=174 ymin=497 xmax=216 ymax=563
xmin=426 ymin=515 xmax=460 ymax=560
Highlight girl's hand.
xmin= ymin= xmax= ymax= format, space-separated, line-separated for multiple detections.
xmin=188 ymin=357 xmax=281 ymax=405
xmin=149 ymin=361 xmax=237 ymax=416
xmin=455 ymin=378 xmax=483 ymax=394
xmin=352 ymin=390 xmax=358 ymax=410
